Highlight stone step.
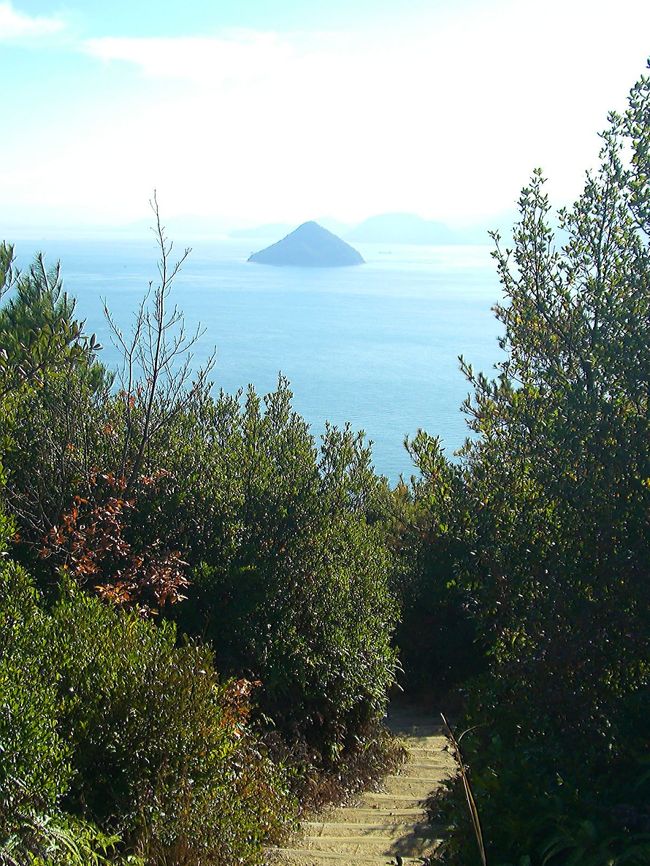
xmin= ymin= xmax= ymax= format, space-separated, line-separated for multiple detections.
xmin=302 ymin=820 xmax=437 ymax=838
xmin=269 ymin=848 xmax=422 ymax=865
xmin=382 ymin=778 xmax=441 ymax=799
xmin=403 ymin=758 xmax=451 ymax=769
xmin=400 ymin=742 xmax=448 ymax=756
xmin=359 ymin=792 xmax=427 ymax=810
xmin=389 ymin=725 xmax=445 ymax=738
xmin=385 ymin=773 xmax=448 ymax=784
xmin=409 ymin=737 xmax=449 ymax=757
xmin=272 ymin=709 xmax=452 ymax=866
xmin=393 ymin=724 xmax=443 ymax=733
xmin=393 ymin=730 xmax=445 ymax=740
xmin=298 ymin=834 xmax=443 ymax=857
xmin=317 ymin=807 xmax=425 ymax=824
xmin=397 ymin=770 xmax=450 ymax=784
xmin=402 ymin=741 xmax=446 ymax=750
xmin=404 ymin=754 xmax=447 ymax=766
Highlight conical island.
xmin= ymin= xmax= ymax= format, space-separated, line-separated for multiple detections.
xmin=248 ymin=221 xmax=364 ymax=267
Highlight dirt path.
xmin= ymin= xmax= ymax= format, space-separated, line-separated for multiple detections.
xmin=270 ymin=706 xmax=454 ymax=866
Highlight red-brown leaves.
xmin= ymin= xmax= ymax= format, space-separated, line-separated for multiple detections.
xmin=41 ymin=471 xmax=189 ymax=613
xmin=221 ymin=677 xmax=262 ymax=737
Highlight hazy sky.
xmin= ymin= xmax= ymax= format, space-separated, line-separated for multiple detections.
xmin=1 ymin=0 xmax=649 ymax=232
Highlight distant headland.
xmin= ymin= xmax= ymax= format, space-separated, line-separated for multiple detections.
xmin=248 ymin=221 xmax=364 ymax=267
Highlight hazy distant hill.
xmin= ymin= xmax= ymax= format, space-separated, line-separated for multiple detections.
xmin=345 ymin=212 xmax=457 ymax=244
xmin=231 ymin=217 xmax=348 ymax=239
xmin=342 ymin=211 xmax=516 ymax=245
xmin=229 ymin=211 xmax=519 ymax=247
xmin=230 ymin=222 xmax=294 ymax=239
xmin=248 ymin=221 xmax=364 ymax=267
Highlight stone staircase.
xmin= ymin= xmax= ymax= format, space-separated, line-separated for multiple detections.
xmin=269 ymin=707 xmax=454 ymax=866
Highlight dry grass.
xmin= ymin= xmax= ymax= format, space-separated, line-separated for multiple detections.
xmin=265 ymin=721 xmax=408 ymax=816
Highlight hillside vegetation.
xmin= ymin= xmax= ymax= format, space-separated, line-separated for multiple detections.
xmin=0 ymin=66 xmax=648 ymax=866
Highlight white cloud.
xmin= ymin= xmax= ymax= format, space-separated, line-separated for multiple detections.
xmin=75 ymin=3 xmax=650 ymax=225
xmin=83 ymin=30 xmax=301 ymax=85
xmin=2 ymin=0 xmax=650 ymax=228
xmin=0 ymin=1 xmax=65 ymax=40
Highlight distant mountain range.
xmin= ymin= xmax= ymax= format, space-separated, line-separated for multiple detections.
xmin=345 ymin=213 xmax=457 ymax=244
xmin=230 ymin=212 xmax=511 ymax=246
xmin=0 ymin=208 xmax=521 ymax=245
xmin=230 ymin=222 xmax=295 ymax=239
xmin=231 ymin=217 xmax=348 ymax=239
xmin=36 ymin=210 xmax=512 ymax=245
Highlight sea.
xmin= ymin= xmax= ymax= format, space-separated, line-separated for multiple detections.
xmin=11 ymin=237 xmax=504 ymax=484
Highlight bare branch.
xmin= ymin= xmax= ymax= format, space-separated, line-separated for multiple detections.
xmin=101 ymin=192 xmax=215 ymax=493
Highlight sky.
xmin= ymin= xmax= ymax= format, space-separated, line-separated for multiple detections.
xmin=1 ymin=0 xmax=649 ymax=235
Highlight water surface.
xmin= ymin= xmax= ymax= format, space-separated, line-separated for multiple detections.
xmin=13 ymin=237 xmax=504 ymax=482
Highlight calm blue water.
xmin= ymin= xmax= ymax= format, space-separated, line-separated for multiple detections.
xmin=13 ymin=237 xmax=504 ymax=482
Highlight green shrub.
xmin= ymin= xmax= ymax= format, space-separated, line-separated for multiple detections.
xmin=0 ymin=562 xmax=71 ymax=846
xmin=431 ymin=67 xmax=650 ymax=866
xmin=0 ymin=559 xmax=295 ymax=866
xmin=166 ymin=381 xmax=398 ymax=765
xmin=0 ymin=248 xmax=110 ymax=585
xmin=0 ymin=563 xmax=125 ymax=866
xmin=389 ymin=430 xmax=485 ymax=698
xmin=0 ymin=240 xmax=398 ymax=776
xmin=49 ymin=581 xmax=295 ymax=865
xmin=433 ymin=695 xmax=650 ymax=866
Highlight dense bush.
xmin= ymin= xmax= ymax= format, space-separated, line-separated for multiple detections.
xmin=0 ymin=235 xmax=396 ymax=858
xmin=0 ymin=562 xmax=294 ymax=866
xmin=49 ymin=581 xmax=294 ymax=864
xmin=435 ymin=681 xmax=650 ymax=866
xmin=0 ymin=235 xmax=398 ymax=774
xmin=0 ymin=559 xmax=129 ymax=866
xmin=0 ymin=245 xmax=110 ymax=585
xmin=0 ymin=243 xmax=105 ymax=404
xmin=0 ymin=560 xmax=71 ymax=850
xmin=431 ymin=67 xmax=650 ymax=865
xmin=166 ymin=381 xmax=399 ymax=765
xmin=388 ymin=430 xmax=485 ymax=698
